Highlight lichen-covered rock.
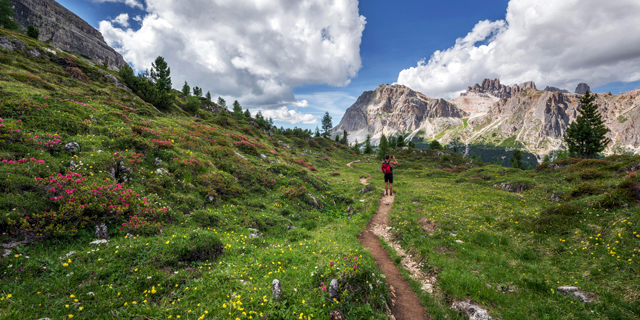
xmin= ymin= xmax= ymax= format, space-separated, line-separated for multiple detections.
xmin=272 ymin=279 xmax=281 ymax=299
xmin=451 ymin=301 xmax=492 ymax=320
xmin=64 ymin=141 xmax=80 ymax=153
xmin=94 ymin=223 xmax=109 ymax=239
xmin=0 ymin=35 xmax=26 ymax=51
xmin=329 ymin=279 xmax=339 ymax=299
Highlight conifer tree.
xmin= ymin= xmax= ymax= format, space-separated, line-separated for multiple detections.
xmin=564 ymin=91 xmax=611 ymax=158
xmin=217 ymin=97 xmax=227 ymax=110
xmin=335 ymin=135 xmax=340 ymax=142
xmin=430 ymin=140 xmax=442 ymax=150
xmin=378 ymin=134 xmax=390 ymax=160
xmin=193 ymin=86 xmax=202 ymax=97
xmin=27 ymin=25 xmax=39 ymax=39
xmin=510 ymin=150 xmax=524 ymax=169
xmin=0 ymin=0 xmax=19 ymax=30
xmin=181 ymin=82 xmax=190 ymax=97
xmin=150 ymin=56 xmax=171 ymax=93
xmin=314 ymin=126 xmax=321 ymax=138
xmin=352 ymin=139 xmax=360 ymax=154
xmin=244 ymin=109 xmax=251 ymax=119
xmin=321 ymin=112 xmax=333 ymax=138
xmin=205 ymin=91 xmax=211 ymax=102
xmin=543 ymin=154 xmax=551 ymax=162
xmin=397 ymin=134 xmax=406 ymax=147
xmin=364 ymin=134 xmax=374 ymax=154
xmin=453 ymin=145 xmax=458 ymax=153
xmin=232 ymin=101 xmax=244 ymax=120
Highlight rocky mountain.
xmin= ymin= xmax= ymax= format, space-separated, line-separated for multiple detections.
xmin=575 ymin=83 xmax=591 ymax=94
xmin=9 ymin=0 xmax=126 ymax=69
xmin=544 ymin=86 xmax=570 ymax=93
xmin=335 ymin=78 xmax=640 ymax=158
xmin=332 ymin=84 xmax=468 ymax=144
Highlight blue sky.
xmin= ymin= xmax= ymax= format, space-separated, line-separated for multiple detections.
xmin=58 ymin=0 xmax=640 ymax=130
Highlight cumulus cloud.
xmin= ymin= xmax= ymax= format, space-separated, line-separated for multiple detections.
xmin=100 ymin=0 xmax=365 ymax=108
xmin=111 ymin=13 xmax=130 ymax=28
xmin=261 ymin=107 xmax=317 ymax=125
xmin=397 ymin=0 xmax=640 ymax=98
xmin=91 ymin=0 xmax=144 ymax=10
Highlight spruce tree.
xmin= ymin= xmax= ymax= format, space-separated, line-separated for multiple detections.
xmin=217 ymin=97 xmax=227 ymax=110
xmin=543 ymin=154 xmax=551 ymax=162
xmin=321 ymin=112 xmax=333 ymax=138
xmin=150 ymin=56 xmax=171 ymax=93
xmin=352 ymin=139 xmax=360 ymax=154
xmin=397 ymin=134 xmax=406 ymax=148
xmin=453 ymin=145 xmax=458 ymax=153
xmin=314 ymin=126 xmax=321 ymax=138
xmin=232 ymin=101 xmax=244 ymax=120
xmin=181 ymin=82 xmax=190 ymax=97
xmin=510 ymin=150 xmax=524 ymax=169
xmin=244 ymin=109 xmax=251 ymax=119
xmin=378 ymin=134 xmax=390 ymax=160
xmin=430 ymin=140 xmax=442 ymax=150
xmin=564 ymin=91 xmax=611 ymax=158
xmin=364 ymin=134 xmax=373 ymax=154
xmin=0 ymin=0 xmax=19 ymax=30
xmin=335 ymin=135 xmax=340 ymax=142
xmin=27 ymin=25 xmax=40 ymax=40
xmin=342 ymin=130 xmax=348 ymax=146
xmin=193 ymin=86 xmax=202 ymax=97
xmin=205 ymin=91 xmax=211 ymax=102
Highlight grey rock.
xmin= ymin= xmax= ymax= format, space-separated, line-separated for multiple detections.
xmin=557 ymin=286 xmax=596 ymax=303
xmin=544 ymin=86 xmax=570 ymax=93
xmin=329 ymin=279 xmax=339 ymax=299
xmin=359 ymin=184 xmax=375 ymax=194
xmin=1 ymin=249 xmax=10 ymax=258
xmin=9 ymin=0 xmax=126 ymax=68
xmin=156 ymin=168 xmax=169 ymax=174
xmin=2 ymin=240 xmax=29 ymax=249
xmin=260 ymin=154 xmax=267 ymax=159
xmin=575 ymin=83 xmax=591 ymax=95
xmin=272 ymin=279 xmax=281 ymax=299
xmin=0 ymin=35 xmax=26 ymax=51
xmin=27 ymin=48 xmax=43 ymax=59
xmin=89 ymin=239 xmax=108 ymax=245
xmin=455 ymin=240 xmax=464 ymax=244
xmin=234 ymin=151 xmax=247 ymax=160
xmin=104 ymin=73 xmax=131 ymax=92
xmin=65 ymin=141 xmax=80 ymax=153
xmin=465 ymin=78 xmax=537 ymax=99
xmin=97 ymin=150 xmax=104 ymax=153
xmin=498 ymin=182 xmax=529 ymax=193
xmin=36 ymin=318 xmax=52 ymax=320
xmin=90 ymin=116 xmax=97 ymax=123
xmin=208 ymin=195 xmax=214 ymax=202
xmin=59 ymin=251 xmax=76 ymax=260
xmin=69 ymin=160 xmax=76 ymax=168
xmin=125 ymin=233 xmax=135 ymax=238
xmin=451 ymin=301 xmax=492 ymax=320
xmin=155 ymin=158 xmax=163 ymax=166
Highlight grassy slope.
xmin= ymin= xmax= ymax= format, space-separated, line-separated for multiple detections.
xmin=0 ymin=29 xmax=390 ymax=319
xmin=383 ymin=148 xmax=639 ymax=319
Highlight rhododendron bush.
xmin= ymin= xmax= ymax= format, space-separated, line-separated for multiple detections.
xmin=6 ymin=172 xmax=168 ymax=240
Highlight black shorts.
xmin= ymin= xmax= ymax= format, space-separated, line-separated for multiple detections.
xmin=384 ymin=173 xmax=393 ymax=183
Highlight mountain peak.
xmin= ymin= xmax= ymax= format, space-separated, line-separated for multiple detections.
xmin=463 ymin=78 xmax=537 ymax=99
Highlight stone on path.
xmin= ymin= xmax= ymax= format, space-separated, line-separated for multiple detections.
xmin=272 ymin=279 xmax=281 ymax=299
xmin=89 ymin=239 xmax=108 ymax=246
xmin=451 ymin=301 xmax=492 ymax=320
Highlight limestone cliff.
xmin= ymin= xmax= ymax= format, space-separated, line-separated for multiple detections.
xmin=463 ymin=78 xmax=537 ymax=99
xmin=332 ymin=84 xmax=468 ymax=145
xmin=9 ymin=0 xmax=126 ymax=69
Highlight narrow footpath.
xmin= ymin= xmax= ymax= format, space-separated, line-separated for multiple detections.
xmin=347 ymin=161 xmax=430 ymax=320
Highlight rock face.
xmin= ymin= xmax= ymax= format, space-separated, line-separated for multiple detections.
xmin=575 ymin=83 xmax=591 ymax=94
xmin=9 ymin=0 xmax=126 ymax=69
xmin=332 ymin=84 xmax=468 ymax=145
xmin=464 ymin=78 xmax=537 ymax=99
xmin=544 ymin=86 xmax=570 ymax=93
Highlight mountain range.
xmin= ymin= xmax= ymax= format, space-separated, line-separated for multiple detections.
xmin=333 ymin=79 xmax=640 ymax=159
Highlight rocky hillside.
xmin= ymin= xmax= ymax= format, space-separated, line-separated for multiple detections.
xmin=332 ymin=84 xmax=467 ymax=144
xmin=336 ymin=79 xmax=640 ymax=159
xmin=9 ymin=0 xmax=126 ymax=69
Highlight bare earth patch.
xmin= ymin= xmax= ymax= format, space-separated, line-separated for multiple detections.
xmin=419 ymin=217 xmax=438 ymax=235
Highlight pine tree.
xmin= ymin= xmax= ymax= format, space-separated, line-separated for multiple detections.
xmin=217 ymin=97 xmax=227 ymax=110
xmin=268 ymin=118 xmax=274 ymax=127
xmin=453 ymin=145 xmax=458 ymax=153
xmin=364 ymin=134 xmax=373 ymax=154
xmin=244 ymin=109 xmax=251 ymax=120
xmin=321 ymin=112 xmax=333 ymax=138
xmin=150 ymin=56 xmax=171 ymax=93
xmin=352 ymin=139 xmax=360 ymax=154
xmin=342 ymin=130 xmax=348 ymax=146
xmin=430 ymin=140 xmax=442 ymax=150
xmin=232 ymin=101 xmax=244 ymax=120
xmin=0 ymin=0 xmax=19 ymax=30
xmin=510 ymin=150 xmax=524 ymax=169
xmin=397 ymin=134 xmax=406 ymax=148
xmin=181 ymin=82 xmax=190 ymax=97
xmin=335 ymin=135 xmax=340 ymax=142
xmin=471 ymin=152 xmax=477 ymax=160
xmin=389 ymin=136 xmax=397 ymax=148
xmin=314 ymin=126 xmax=321 ymax=138
xmin=27 ymin=25 xmax=40 ymax=40
xmin=193 ymin=86 xmax=203 ymax=97
xmin=205 ymin=91 xmax=211 ymax=102
xmin=378 ymin=134 xmax=390 ymax=160
xmin=564 ymin=91 xmax=611 ymax=158
xmin=543 ymin=154 xmax=551 ymax=162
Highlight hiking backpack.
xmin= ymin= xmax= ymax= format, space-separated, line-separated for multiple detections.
xmin=381 ymin=161 xmax=391 ymax=174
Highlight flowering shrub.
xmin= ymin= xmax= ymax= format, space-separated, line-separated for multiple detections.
xmin=296 ymin=159 xmax=316 ymax=171
xmin=121 ymin=214 xmax=162 ymax=236
xmin=282 ymin=185 xmax=307 ymax=199
xmin=151 ymin=139 xmax=173 ymax=149
xmin=330 ymin=172 xmax=340 ymax=176
xmin=6 ymin=172 xmax=167 ymax=240
xmin=1 ymin=158 xmax=45 ymax=165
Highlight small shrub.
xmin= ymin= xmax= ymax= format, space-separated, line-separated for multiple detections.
xmin=27 ymin=25 xmax=39 ymax=39
xmin=65 ymin=66 xmax=88 ymax=83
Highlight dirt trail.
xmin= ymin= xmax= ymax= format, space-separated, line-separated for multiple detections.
xmin=348 ymin=161 xmax=430 ymax=320
xmin=347 ymin=160 xmax=371 ymax=185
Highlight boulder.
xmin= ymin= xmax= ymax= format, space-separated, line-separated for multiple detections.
xmin=272 ymin=279 xmax=281 ymax=299
xmin=0 ymin=35 xmax=26 ymax=51
xmin=329 ymin=279 xmax=339 ymax=299
xmin=64 ymin=141 xmax=80 ymax=153
xmin=451 ymin=301 xmax=492 ymax=320
xmin=94 ymin=223 xmax=109 ymax=239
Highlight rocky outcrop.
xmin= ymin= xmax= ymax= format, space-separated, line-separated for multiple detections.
xmin=463 ymin=78 xmax=537 ymax=99
xmin=575 ymin=83 xmax=590 ymax=94
xmin=544 ymin=86 xmax=570 ymax=93
xmin=9 ymin=0 xmax=126 ymax=69
xmin=332 ymin=84 xmax=468 ymax=145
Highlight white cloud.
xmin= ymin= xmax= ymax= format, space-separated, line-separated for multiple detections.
xmin=132 ymin=15 xmax=143 ymax=22
xmin=91 ymin=0 xmax=144 ymax=10
xmin=397 ymin=0 xmax=640 ymax=98
xmin=100 ymin=0 xmax=365 ymax=108
xmin=111 ymin=13 xmax=130 ymax=28
xmin=261 ymin=106 xmax=317 ymax=125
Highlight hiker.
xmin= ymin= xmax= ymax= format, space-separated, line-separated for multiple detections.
xmin=381 ymin=154 xmax=398 ymax=196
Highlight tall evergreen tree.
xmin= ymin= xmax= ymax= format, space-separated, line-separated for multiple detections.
xmin=193 ymin=86 xmax=203 ymax=97
xmin=453 ymin=145 xmax=458 ymax=153
xmin=205 ymin=91 xmax=212 ymax=102
xmin=389 ymin=136 xmax=397 ymax=148
xmin=150 ymin=56 xmax=171 ymax=93
xmin=364 ymin=134 xmax=373 ymax=154
xmin=342 ymin=130 xmax=348 ymax=146
xmin=543 ymin=154 xmax=551 ymax=162
xmin=397 ymin=134 xmax=406 ymax=148
xmin=378 ymin=134 xmax=390 ymax=160
xmin=564 ymin=91 xmax=611 ymax=158
xmin=217 ymin=97 xmax=227 ymax=110
xmin=244 ymin=109 xmax=251 ymax=119
xmin=430 ymin=140 xmax=442 ymax=150
xmin=232 ymin=101 xmax=244 ymax=120
xmin=335 ymin=135 xmax=340 ymax=142
xmin=181 ymin=82 xmax=190 ymax=97
xmin=321 ymin=112 xmax=333 ymax=138
xmin=27 ymin=25 xmax=40 ymax=39
xmin=0 ymin=0 xmax=19 ymax=30
xmin=510 ymin=150 xmax=524 ymax=169
xmin=314 ymin=126 xmax=321 ymax=138
xmin=352 ymin=139 xmax=360 ymax=154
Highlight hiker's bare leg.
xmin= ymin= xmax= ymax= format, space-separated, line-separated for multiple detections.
xmin=389 ymin=183 xmax=393 ymax=195
xmin=385 ymin=182 xmax=389 ymax=195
